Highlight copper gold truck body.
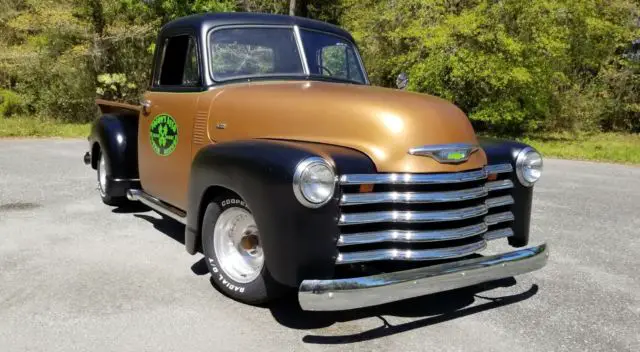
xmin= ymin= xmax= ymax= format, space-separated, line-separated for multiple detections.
xmin=86 ymin=12 xmax=548 ymax=311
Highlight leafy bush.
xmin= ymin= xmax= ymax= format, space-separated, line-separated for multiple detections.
xmin=0 ymin=89 xmax=23 ymax=117
xmin=96 ymin=73 xmax=139 ymax=101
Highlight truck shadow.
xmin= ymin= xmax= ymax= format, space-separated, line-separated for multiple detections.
xmin=119 ymin=208 xmax=539 ymax=344
xmin=132 ymin=213 xmax=186 ymax=246
xmin=112 ymin=203 xmax=152 ymax=214
xmin=269 ymin=279 xmax=538 ymax=344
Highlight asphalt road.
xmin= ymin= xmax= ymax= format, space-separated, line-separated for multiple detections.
xmin=0 ymin=139 xmax=638 ymax=352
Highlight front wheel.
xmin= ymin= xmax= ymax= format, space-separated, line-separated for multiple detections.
xmin=202 ymin=197 xmax=286 ymax=304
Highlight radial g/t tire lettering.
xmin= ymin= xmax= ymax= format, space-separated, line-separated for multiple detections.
xmin=201 ymin=196 xmax=287 ymax=305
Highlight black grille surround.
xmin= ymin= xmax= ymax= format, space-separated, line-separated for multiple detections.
xmin=335 ymin=164 xmax=515 ymax=271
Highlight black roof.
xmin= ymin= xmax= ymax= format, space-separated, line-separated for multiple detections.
xmin=161 ymin=12 xmax=355 ymax=42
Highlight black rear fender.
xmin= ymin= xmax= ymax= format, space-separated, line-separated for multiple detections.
xmin=89 ymin=114 xmax=139 ymax=180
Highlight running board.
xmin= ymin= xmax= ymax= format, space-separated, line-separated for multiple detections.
xmin=127 ymin=189 xmax=187 ymax=224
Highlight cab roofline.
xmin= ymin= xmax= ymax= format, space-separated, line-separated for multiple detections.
xmin=160 ymin=12 xmax=355 ymax=43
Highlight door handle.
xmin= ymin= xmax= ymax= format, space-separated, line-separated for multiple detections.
xmin=141 ymin=100 xmax=152 ymax=116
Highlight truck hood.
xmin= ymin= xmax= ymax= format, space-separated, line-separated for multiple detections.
xmin=207 ymin=81 xmax=486 ymax=173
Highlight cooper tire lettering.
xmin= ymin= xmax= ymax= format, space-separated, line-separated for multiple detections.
xmin=221 ymin=199 xmax=246 ymax=208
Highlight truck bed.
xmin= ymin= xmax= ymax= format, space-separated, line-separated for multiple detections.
xmin=96 ymin=99 xmax=141 ymax=115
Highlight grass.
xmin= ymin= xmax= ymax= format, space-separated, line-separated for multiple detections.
xmin=518 ymin=132 xmax=640 ymax=165
xmin=0 ymin=116 xmax=90 ymax=138
xmin=1 ymin=116 xmax=638 ymax=164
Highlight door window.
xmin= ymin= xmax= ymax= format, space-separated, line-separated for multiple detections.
xmin=157 ymin=35 xmax=201 ymax=87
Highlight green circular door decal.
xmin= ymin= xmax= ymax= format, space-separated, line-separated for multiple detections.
xmin=150 ymin=113 xmax=178 ymax=156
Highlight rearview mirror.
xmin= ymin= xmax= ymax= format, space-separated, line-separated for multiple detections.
xmin=396 ymin=72 xmax=408 ymax=90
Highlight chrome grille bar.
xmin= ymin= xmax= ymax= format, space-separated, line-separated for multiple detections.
xmin=339 ymin=197 xmax=511 ymax=226
xmin=336 ymin=240 xmax=487 ymax=264
xmin=340 ymin=164 xmax=512 ymax=186
xmin=339 ymin=204 xmax=488 ymax=226
xmin=338 ymin=223 xmax=488 ymax=246
xmin=486 ymin=195 xmax=514 ymax=208
xmin=335 ymin=164 xmax=515 ymax=265
xmin=485 ymin=179 xmax=514 ymax=191
xmin=340 ymin=181 xmax=515 ymax=206
xmin=485 ymin=228 xmax=514 ymax=240
xmin=340 ymin=187 xmax=488 ymax=206
xmin=340 ymin=170 xmax=486 ymax=185
xmin=485 ymin=211 xmax=515 ymax=226
xmin=485 ymin=163 xmax=513 ymax=174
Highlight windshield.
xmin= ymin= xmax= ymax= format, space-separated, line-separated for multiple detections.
xmin=298 ymin=29 xmax=366 ymax=84
xmin=208 ymin=27 xmax=367 ymax=84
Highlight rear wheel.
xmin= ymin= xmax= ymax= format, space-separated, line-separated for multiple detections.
xmin=96 ymin=149 xmax=128 ymax=206
xmin=202 ymin=196 xmax=286 ymax=304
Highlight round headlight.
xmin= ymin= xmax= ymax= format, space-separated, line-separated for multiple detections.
xmin=516 ymin=148 xmax=543 ymax=187
xmin=293 ymin=157 xmax=336 ymax=208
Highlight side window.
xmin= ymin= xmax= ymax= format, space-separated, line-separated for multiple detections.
xmin=158 ymin=35 xmax=200 ymax=87
xmin=182 ymin=38 xmax=200 ymax=86
xmin=319 ymin=44 xmax=363 ymax=82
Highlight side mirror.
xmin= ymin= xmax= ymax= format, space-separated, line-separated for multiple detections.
xmin=396 ymin=72 xmax=408 ymax=90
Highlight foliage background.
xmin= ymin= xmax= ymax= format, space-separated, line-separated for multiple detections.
xmin=0 ymin=0 xmax=639 ymax=136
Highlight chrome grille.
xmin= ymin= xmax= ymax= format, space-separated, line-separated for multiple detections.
xmin=336 ymin=164 xmax=515 ymax=265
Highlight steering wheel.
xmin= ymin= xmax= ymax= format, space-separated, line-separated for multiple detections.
xmin=319 ymin=65 xmax=334 ymax=76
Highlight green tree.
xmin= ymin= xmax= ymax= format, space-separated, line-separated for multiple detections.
xmin=1 ymin=0 xmax=639 ymax=134
xmin=0 ymin=0 xmax=97 ymax=121
xmin=341 ymin=0 xmax=640 ymax=133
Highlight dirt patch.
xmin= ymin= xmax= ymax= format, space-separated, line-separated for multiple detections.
xmin=0 ymin=202 xmax=42 ymax=212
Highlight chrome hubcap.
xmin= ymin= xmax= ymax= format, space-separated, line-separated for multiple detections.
xmin=98 ymin=154 xmax=107 ymax=196
xmin=213 ymin=207 xmax=264 ymax=283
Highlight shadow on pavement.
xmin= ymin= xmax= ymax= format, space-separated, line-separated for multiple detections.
xmin=115 ymin=208 xmax=207 ymax=268
xmin=113 ymin=206 xmax=539 ymax=344
xmin=190 ymin=257 xmax=209 ymax=275
xmin=133 ymin=213 xmax=186 ymax=245
xmin=269 ymin=278 xmax=538 ymax=344
xmin=112 ymin=202 xmax=151 ymax=214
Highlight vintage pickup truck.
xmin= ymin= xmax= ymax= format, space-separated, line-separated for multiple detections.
xmin=84 ymin=12 xmax=548 ymax=311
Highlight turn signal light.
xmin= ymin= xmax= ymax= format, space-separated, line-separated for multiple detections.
xmin=359 ymin=184 xmax=374 ymax=193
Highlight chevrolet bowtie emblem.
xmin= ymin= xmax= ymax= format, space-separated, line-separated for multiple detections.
xmin=408 ymin=143 xmax=479 ymax=164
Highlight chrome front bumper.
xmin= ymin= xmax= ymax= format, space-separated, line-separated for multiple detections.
xmin=298 ymin=243 xmax=549 ymax=311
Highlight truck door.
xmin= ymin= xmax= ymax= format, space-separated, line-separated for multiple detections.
xmin=138 ymin=33 xmax=203 ymax=210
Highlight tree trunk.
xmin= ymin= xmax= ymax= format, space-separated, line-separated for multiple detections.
xmin=89 ymin=0 xmax=105 ymax=36
xmin=289 ymin=0 xmax=296 ymax=16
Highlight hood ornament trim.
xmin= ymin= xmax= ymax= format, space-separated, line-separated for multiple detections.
xmin=408 ymin=143 xmax=479 ymax=164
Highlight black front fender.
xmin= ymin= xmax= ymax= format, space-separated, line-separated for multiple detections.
xmin=185 ymin=139 xmax=374 ymax=287
xmin=479 ymin=137 xmax=538 ymax=247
